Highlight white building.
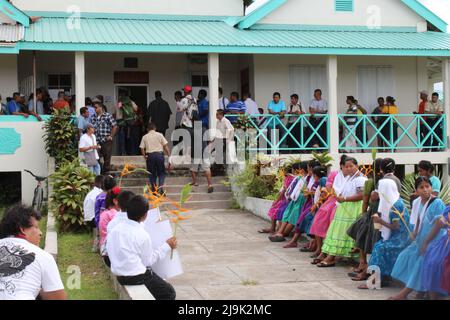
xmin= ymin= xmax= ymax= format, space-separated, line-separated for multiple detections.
xmin=1 ymin=0 xmax=450 ymax=204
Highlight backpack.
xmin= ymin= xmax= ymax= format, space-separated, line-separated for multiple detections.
xmin=186 ymin=97 xmax=199 ymax=121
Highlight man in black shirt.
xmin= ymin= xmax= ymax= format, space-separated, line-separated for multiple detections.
xmin=146 ymin=91 xmax=172 ymax=137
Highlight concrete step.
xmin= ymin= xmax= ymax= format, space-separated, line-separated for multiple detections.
xmin=119 ymin=176 xmax=228 ymax=185
xmin=160 ymin=199 xmax=232 ymax=210
xmin=120 ymin=182 xmax=230 ymax=193
xmin=120 ymin=187 xmax=232 ymax=201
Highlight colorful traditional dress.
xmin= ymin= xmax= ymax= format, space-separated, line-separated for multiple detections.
xmin=421 ymin=205 xmax=450 ymax=295
xmin=296 ymin=176 xmax=319 ymax=233
xmin=281 ymin=175 xmax=308 ymax=226
xmin=275 ymin=176 xmax=302 ymax=221
xmin=321 ymin=171 xmax=367 ymax=257
xmin=442 ymin=254 xmax=450 ymax=294
xmin=299 ymin=177 xmax=327 ymax=235
xmin=369 ymin=199 xmax=411 ymax=276
xmin=391 ymin=197 xmax=446 ymax=292
xmin=267 ymin=174 xmax=295 ymax=221
xmin=310 ymin=171 xmax=343 ymax=238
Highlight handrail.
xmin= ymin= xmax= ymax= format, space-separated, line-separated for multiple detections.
xmin=224 ymin=113 xmax=446 ymax=153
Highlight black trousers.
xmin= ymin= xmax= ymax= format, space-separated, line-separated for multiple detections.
xmin=117 ymin=269 xmax=176 ymax=300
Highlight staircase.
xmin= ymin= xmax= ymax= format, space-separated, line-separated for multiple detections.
xmin=110 ymin=156 xmax=233 ymax=210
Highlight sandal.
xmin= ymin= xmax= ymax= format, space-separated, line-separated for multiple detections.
xmin=357 ymin=284 xmax=369 ymax=290
xmin=282 ymin=242 xmax=298 ymax=248
xmin=311 ymin=258 xmax=322 ymax=265
xmin=351 ymin=273 xmax=369 ymax=281
xmin=269 ymin=235 xmax=286 ymax=242
xmin=189 ymin=182 xmax=199 ymax=186
xmin=258 ymin=228 xmax=272 ymax=234
xmin=299 ymin=247 xmax=313 ymax=252
xmin=316 ymin=261 xmax=335 ymax=268
xmin=207 ymin=185 xmax=214 ymax=193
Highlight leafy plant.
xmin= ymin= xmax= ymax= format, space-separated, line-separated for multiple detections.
xmin=312 ymin=151 xmax=333 ymax=167
xmin=43 ymin=109 xmax=78 ymax=167
xmin=50 ymin=160 xmax=94 ymax=232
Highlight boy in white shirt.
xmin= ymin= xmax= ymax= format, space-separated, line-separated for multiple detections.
xmin=0 ymin=205 xmax=66 ymax=300
xmin=83 ymin=175 xmax=104 ymax=252
xmin=106 ymin=195 xmax=177 ymax=300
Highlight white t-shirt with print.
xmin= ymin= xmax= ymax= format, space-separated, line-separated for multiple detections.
xmin=0 ymin=238 xmax=64 ymax=300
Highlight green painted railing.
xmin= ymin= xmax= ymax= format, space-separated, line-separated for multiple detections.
xmin=225 ymin=114 xmax=329 ymax=152
xmin=338 ymin=114 xmax=447 ymax=152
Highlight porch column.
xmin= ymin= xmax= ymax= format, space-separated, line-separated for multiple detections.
xmin=444 ymin=58 xmax=450 ymax=146
xmin=443 ymin=58 xmax=450 ymax=181
xmin=208 ymin=53 xmax=219 ymax=135
xmin=327 ymin=55 xmax=339 ymax=168
xmin=75 ymin=52 xmax=85 ymax=116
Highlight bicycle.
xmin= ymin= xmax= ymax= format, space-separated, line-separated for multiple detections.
xmin=24 ymin=169 xmax=47 ymax=211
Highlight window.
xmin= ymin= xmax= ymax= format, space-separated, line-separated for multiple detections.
xmin=289 ymin=65 xmax=328 ymax=108
xmin=191 ymin=74 xmax=209 ymax=87
xmin=47 ymin=74 xmax=72 ymax=92
xmin=335 ymin=0 xmax=353 ymax=12
xmin=357 ymin=66 xmax=395 ymax=110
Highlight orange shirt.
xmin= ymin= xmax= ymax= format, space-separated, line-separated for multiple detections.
xmin=418 ymin=100 xmax=426 ymax=114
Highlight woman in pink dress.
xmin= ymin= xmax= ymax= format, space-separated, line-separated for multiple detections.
xmin=259 ymin=164 xmax=297 ymax=234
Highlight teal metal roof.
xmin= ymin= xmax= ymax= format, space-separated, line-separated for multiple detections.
xmin=0 ymin=0 xmax=30 ymax=27
xmin=16 ymin=17 xmax=450 ymax=56
xmin=236 ymin=0 xmax=287 ymax=30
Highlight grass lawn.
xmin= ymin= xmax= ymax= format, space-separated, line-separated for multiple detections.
xmin=57 ymin=232 xmax=118 ymax=300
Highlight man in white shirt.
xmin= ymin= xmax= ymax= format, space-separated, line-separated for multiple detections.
xmin=215 ymin=109 xmax=235 ymax=166
xmin=106 ymin=195 xmax=177 ymax=300
xmin=424 ymin=92 xmax=444 ymax=151
xmin=242 ymin=92 xmax=258 ymax=116
xmin=218 ymin=87 xmax=229 ymax=110
xmin=0 ymin=205 xmax=66 ymax=300
xmin=308 ymin=89 xmax=328 ymax=148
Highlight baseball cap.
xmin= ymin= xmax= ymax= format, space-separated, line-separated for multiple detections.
xmin=92 ymin=97 xmax=102 ymax=103
xmin=183 ymin=85 xmax=192 ymax=93
xmin=420 ymin=90 xmax=429 ymax=96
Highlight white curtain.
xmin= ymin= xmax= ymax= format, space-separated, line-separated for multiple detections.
xmin=289 ymin=65 xmax=328 ymax=108
xmin=357 ymin=66 xmax=395 ymax=111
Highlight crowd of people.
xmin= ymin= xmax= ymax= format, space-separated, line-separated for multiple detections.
xmin=82 ymin=174 xmax=177 ymax=300
xmin=259 ymin=157 xmax=449 ymax=299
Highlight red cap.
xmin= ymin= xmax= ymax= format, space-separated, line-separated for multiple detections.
xmin=183 ymin=85 xmax=192 ymax=93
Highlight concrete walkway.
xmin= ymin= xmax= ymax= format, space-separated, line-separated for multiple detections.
xmin=168 ymin=208 xmax=402 ymax=300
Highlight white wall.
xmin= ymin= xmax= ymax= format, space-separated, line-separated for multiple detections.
xmin=0 ymin=55 xmax=18 ymax=102
xmin=259 ymin=0 xmax=424 ymax=28
xmin=11 ymin=0 xmax=243 ymax=16
xmin=0 ymin=121 xmax=48 ymax=205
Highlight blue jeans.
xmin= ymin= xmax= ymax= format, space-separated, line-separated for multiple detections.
xmin=88 ymin=163 xmax=101 ymax=176
xmin=146 ymin=152 xmax=166 ymax=192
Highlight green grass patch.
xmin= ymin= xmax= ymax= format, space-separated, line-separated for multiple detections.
xmin=58 ymin=232 xmax=118 ymax=300
xmin=39 ymin=215 xmax=47 ymax=249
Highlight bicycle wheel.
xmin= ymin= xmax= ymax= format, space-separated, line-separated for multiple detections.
xmin=33 ymin=186 xmax=43 ymax=211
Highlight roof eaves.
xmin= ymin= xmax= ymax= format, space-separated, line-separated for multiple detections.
xmin=401 ymin=0 xmax=447 ymax=33
xmin=0 ymin=0 xmax=30 ymax=27
xmin=237 ymin=0 xmax=287 ymax=30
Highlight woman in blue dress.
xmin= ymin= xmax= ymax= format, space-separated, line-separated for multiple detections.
xmin=357 ymin=180 xmax=411 ymax=289
xmin=420 ymin=205 xmax=450 ymax=299
xmin=389 ymin=177 xmax=446 ymax=300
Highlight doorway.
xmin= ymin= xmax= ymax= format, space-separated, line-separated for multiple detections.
xmin=114 ymin=85 xmax=149 ymax=156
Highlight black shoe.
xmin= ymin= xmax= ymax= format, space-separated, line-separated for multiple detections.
xmin=207 ymin=186 xmax=214 ymax=193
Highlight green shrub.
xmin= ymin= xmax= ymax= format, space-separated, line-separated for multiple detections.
xmin=44 ymin=109 xmax=78 ymax=167
xmin=50 ymin=160 xmax=94 ymax=232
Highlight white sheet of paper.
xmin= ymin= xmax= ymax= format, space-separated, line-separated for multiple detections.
xmin=143 ymin=217 xmax=183 ymax=279
xmin=143 ymin=208 xmax=162 ymax=227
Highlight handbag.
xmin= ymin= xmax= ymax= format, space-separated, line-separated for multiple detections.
xmin=84 ymin=135 xmax=98 ymax=167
